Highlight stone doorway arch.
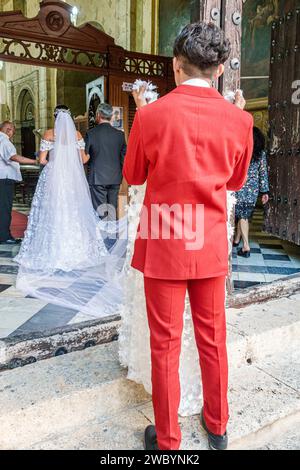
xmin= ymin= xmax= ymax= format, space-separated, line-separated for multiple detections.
xmin=17 ymin=88 xmax=36 ymax=158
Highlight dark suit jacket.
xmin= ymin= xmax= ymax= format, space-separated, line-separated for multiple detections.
xmin=85 ymin=123 xmax=127 ymax=185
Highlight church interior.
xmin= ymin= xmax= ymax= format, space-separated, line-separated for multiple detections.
xmin=0 ymin=0 xmax=299 ymax=343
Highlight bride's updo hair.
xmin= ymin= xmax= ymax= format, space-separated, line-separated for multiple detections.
xmin=54 ymin=104 xmax=71 ymax=119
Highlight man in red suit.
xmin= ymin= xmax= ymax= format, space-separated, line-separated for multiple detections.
xmin=123 ymin=22 xmax=253 ymax=451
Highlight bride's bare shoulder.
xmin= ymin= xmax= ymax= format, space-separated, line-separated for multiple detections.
xmin=43 ymin=129 xmax=54 ymax=141
xmin=76 ymin=130 xmax=83 ymax=141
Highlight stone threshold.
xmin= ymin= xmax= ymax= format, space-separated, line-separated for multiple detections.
xmin=228 ymin=272 xmax=300 ymax=308
xmin=0 ymin=314 xmax=120 ymax=371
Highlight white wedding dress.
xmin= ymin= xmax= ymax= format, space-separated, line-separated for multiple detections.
xmin=14 ymin=108 xmax=235 ymax=417
xmin=15 ymin=110 xmax=128 ymax=318
xmin=118 ymin=184 xmax=236 ymax=417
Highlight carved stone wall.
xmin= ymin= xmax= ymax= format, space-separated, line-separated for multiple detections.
xmin=1 ymin=0 xmax=132 ymax=50
xmin=4 ymin=66 xmax=57 ymax=152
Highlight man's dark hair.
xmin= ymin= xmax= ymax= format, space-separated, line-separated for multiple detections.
xmin=54 ymin=104 xmax=70 ymax=118
xmin=173 ymin=22 xmax=231 ymax=76
xmin=253 ymin=126 xmax=266 ymax=162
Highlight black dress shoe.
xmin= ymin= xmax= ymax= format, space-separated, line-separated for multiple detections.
xmin=237 ymin=248 xmax=251 ymax=258
xmin=0 ymin=238 xmax=21 ymax=245
xmin=233 ymin=240 xmax=240 ymax=247
xmin=200 ymin=408 xmax=228 ymax=451
xmin=144 ymin=425 xmax=159 ymax=450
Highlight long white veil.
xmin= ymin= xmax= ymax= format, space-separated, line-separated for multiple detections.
xmin=15 ymin=111 xmax=129 ymax=319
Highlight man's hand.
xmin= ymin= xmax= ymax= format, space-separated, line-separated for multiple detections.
xmin=27 ymin=157 xmax=38 ymax=165
xmin=132 ymin=85 xmax=147 ymax=109
xmin=11 ymin=155 xmax=38 ymax=165
xmin=262 ymin=194 xmax=269 ymax=205
xmin=234 ymin=90 xmax=246 ymax=110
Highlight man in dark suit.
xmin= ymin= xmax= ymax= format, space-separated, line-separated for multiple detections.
xmin=85 ymin=103 xmax=127 ymax=220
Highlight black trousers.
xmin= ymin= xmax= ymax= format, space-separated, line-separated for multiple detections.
xmin=0 ymin=178 xmax=14 ymax=242
xmin=90 ymin=184 xmax=120 ymax=220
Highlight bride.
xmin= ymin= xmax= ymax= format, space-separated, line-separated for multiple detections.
xmin=15 ymin=105 xmax=127 ymax=318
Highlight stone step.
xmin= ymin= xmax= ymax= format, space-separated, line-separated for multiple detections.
xmin=2 ymin=346 xmax=299 ymax=450
xmin=0 ymin=293 xmax=299 ymax=450
xmin=231 ymin=410 xmax=300 ymax=450
xmin=226 ymin=292 xmax=300 ymax=367
xmin=0 ymin=342 xmax=150 ymax=450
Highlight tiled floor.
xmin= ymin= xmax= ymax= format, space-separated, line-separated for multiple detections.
xmin=232 ymin=210 xmax=300 ymax=290
xmin=0 ymin=207 xmax=300 ymax=340
xmin=0 ymin=244 xmax=91 ymax=340
xmin=0 ymin=201 xmax=93 ymax=340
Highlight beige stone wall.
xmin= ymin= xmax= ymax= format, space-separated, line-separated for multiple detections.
xmin=0 ymin=0 xmax=154 ymax=51
xmin=0 ymin=0 xmax=155 ymax=146
xmin=3 ymin=0 xmax=132 ymax=49
xmin=131 ymin=0 xmax=154 ymax=54
xmin=25 ymin=0 xmax=39 ymax=18
xmin=76 ymin=0 xmax=131 ymax=50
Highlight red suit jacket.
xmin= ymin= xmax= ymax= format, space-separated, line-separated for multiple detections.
xmin=123 ymin=85 xmax=254 ymax=280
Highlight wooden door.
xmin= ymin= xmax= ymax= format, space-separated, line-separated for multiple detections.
xmin=266 ymin=2 xmax=300 ymax=245
xmin=21 ymin=125 xmax=36 ymax=158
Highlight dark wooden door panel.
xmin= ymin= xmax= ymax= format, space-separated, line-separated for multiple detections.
xmin=267 ymin=4 xmax=300 ymax=245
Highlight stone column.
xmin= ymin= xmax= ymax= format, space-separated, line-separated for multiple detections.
xmin=196 ymin=0 xmax=243 ymax=294
xmin=0 ymin=62 xmax=8 ymax=122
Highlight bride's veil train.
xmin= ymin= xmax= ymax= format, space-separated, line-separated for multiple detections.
xmin=15 ymin=110 xmax=128 ymax=319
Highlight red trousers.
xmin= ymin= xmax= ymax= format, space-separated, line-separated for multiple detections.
xmin=144 ymin=276 xmax=229 ymax=450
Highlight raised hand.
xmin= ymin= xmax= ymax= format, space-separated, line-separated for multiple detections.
xmin=132 ymin=85 xmax=147 ymax=109
xmin=234 ymin=90 xmax=246 ymax=110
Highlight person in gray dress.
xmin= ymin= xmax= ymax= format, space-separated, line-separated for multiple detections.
xmin=233 ymin=126 xmax=269 ymax=257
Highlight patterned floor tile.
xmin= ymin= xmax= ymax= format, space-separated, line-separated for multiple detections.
xmin=0 ymin=251 xmax=15 ymax=259
xmin=0 ymin=274 xmax=17 ymax=285
xmin=0 ymin=286 xmax=27 ymax=298
xmin=238 ymin=272 xmax=266 ymax=282
xmin=233 ymin=264 xmax=268 ymax=274
xmin=236 ymin=254 xmax=264 ymax=264
xmin=0 ymin=258 xmax=17 ymax=266
xmin=264 ymin=273 xmax=287 ymax=282
xmin=260 ymin=248 xmax=286 ymax=255
xmin=0 ymin=297 xmax=47 ymax=338
xmin=249 ymin=242 xmax=260 ymax=249
xmin=0 ymin=284 xmax=10 ymax=294
xmin=259 ymin=243 xmax=284 ymax=250
xmin=0 ymin=265 xmax=18 ymax=275
xmin=68 ymin=312 xmax=94 ymax=325
xmin=266 ymin=266 xmax=300 ymax=275
xmin=288 ymin=256 xmax=300 ymax=267
xmin=234 ymin=280 xmax=266 ymax=289
xmin=262 ymin=254 xmax=291 ymax=262
xmin=8 ymin=304 xmax=79 ymax=337
xmin=263 ymin=260 xmax=295 ymax=268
